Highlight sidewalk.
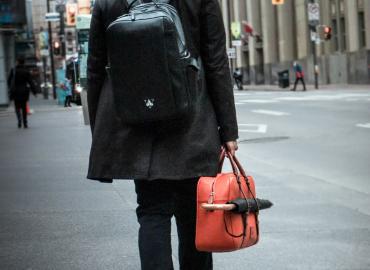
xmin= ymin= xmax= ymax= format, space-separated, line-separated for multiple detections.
xmin=0 ymin=95 xmax=81 ymax=118
xmin=0 ymin=97 xmax=140 ymax=269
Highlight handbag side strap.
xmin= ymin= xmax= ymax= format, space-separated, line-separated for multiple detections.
xmin=231 ymin=155 xmax=248 ymax=179
xmin=217 ymin=148 xmax=226 ymax=172
xmin=218 ymin=149 xmax=238 ymax=176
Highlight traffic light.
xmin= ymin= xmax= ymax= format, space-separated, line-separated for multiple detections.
xmin=53 ymin=41 xmax=61 ymax=55
xmin=319 ymin=25 xmax=332 ymax=41
xmin=66 ymin=3 xmax=78 ymax=26
xmin=323 ymin=26 xmax=332 ymax=40
xmin=272 ymin=0 xmax=284 ymax=5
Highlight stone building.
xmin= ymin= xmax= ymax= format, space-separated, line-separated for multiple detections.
xmin=220 ymin=0 xmax=370 ymax=85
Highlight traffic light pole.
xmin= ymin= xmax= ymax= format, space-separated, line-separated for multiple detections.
xmin=57 ymin=4 xmax=66 ymax=57
xmin=309 ymin=0 xmax=319 ymax=90
xmin=47 ymin=0 xmax=57 ymax=99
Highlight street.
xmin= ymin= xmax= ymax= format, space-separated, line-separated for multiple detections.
xmin=1 ymin=87 xmax=370 ymax=270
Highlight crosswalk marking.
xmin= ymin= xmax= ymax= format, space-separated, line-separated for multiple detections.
xmin=251 ymin=109 xmax=290 ymax=116
xmin=238 ymin=124 xmax=267 ymax=133
xmin=239 ymin=99 xmax=279 ymax=104
xmin=356 ymin=123 xmax=370 ymax=129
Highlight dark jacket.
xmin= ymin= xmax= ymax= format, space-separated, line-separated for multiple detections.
xmin=8 ymin=65 xmax=36 ymax=102
xmin=87 ymin=0 xmax=238 ymax=181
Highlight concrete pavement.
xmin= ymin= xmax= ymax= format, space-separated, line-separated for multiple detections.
xmin=1 ymin=88 xmax=370 ymax=270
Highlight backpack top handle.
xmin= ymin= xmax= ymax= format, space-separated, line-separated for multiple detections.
xmin=127 ymin=0 xmax=159 ymax=11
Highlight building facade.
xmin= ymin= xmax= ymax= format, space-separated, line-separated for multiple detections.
xmin=0 ymin=0 xmax=30 ymax=106
xmin=220 ymin=0 xmax=370 ymax=85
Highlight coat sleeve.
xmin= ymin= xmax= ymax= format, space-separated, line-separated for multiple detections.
xmin=199 ymin=0 xmax=238 ymax=143
xmin=7 ymin=69 xmax=14 ymax=100
xmin=7 ymin=68 xmax=13 ymax=88
xmin=87 ymin=0 xmax=107 ymax=135
xmin=26 ymin=71 xmax=37 ymax=95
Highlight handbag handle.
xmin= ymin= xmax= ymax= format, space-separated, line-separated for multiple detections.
xmin=218 ymin=148 xmax=246 ymax=178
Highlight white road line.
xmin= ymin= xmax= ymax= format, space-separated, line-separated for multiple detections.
xmin=251 ymin=109 xmax=290 ymax=116
xmin=234 ymin=93 xmax=252 ymax=96
xmin=238 ymin=124 xmax=267 ymax=133
xmin=356 ymin=123 xmax=370 ymax=129
xmin=239 ymin=99 xmax=279 ymax=104
xmin=277 ymin=94 xmax=370 ymax=101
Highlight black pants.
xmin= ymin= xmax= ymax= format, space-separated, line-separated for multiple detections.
xmin=134 ymin=179 xmax=212 ymax=270
xmin=14 ymin=100 xmax=27 ymax=126
xmin=234 ymin=77 xmax=243 ymax=90
xmin=293 ymin=77 xmax=306 ymax=91
xmin=64 ymin=95 xmax=72 ymax=107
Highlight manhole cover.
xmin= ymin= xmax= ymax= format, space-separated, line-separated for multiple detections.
xmin=239 ymin=136 xmax=290 ymax=144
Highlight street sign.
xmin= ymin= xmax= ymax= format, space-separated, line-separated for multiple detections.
xmin=40 ymin=49 xmax=49 ymax=57
xmin=308 ymin=3 xmax=320 ymax=26
xmin=76 ymin=14 xmax=92 ymax=30
xmin=310 ymin=31 xmax=317 ymax=41
xmin=232 ymin=40 xmax=243 ymax=47
xmin=231 ymin=22 xmax=241 ymax=39
xmin=45 ymin=12 xmax=60 ymax=22
xmin=227 ymin=48 xmax=236 ymax=59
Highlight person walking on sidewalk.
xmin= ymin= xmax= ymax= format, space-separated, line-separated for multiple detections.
xmin=87 ymin=0 xmax=238 ymax=269
xmin=233 ymin=68 xmax=243 ymax=90
xmin=61 ymin=76 xmax=72 ymax=107
xmin=291 ymin=61 xmax=306 ymax=91
xmin=7 ymin=57 xmax=37 ymax=128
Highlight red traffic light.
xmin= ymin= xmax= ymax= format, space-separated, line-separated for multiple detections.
xmin=54 ymin=41 xmax=60 ymax=49
xmin=324 ymin=26 xmax=332 ymax=40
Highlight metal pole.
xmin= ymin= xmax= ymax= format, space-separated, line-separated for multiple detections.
xmin=42 ymin=57 xmax=48 ymax=99
xmin=57 ymin=4 xmax=66 ymax=57
xmin=47 ymin=0 xmax=57 ymax=99
xmin=309 ymin=0 xmax=319 ymax=89
xmin=227 ymin=0 xmax=233 ymax=71
xmin=335 ymin=0 xmax=343 ymax=52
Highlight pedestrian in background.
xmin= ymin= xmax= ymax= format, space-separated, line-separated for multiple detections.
xmin=233 ymin=68 xmax=243 ymax=90
xmin=7 ymin=56 xmax=37 ymax=128
xmin=61 ymin=76 xmax=72 ymax=107
xmin=87 ymin=0 xmax=238 ymax=269
xmin=291 ymin=61 xmax=306 ymax=91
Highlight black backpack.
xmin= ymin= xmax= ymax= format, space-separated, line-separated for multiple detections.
xmin=106 ymin=0 xmax=199 ymax=125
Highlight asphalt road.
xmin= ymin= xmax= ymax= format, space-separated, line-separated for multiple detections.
xmin=0 ymin=88 xmax=369 ymax=270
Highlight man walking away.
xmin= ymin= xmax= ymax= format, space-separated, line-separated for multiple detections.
xmin=8 ymin=57 xmax=37 ymax=128
xmin=291 ymin=61 xmax=306 ymax=91
xmin=87 ymin=0 xmax=238 ymax=269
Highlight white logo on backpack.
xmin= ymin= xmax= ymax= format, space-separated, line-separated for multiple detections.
xmin=144 ymin=99 xmax=155 ymax=109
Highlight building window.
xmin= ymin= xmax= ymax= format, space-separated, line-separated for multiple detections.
xmin=331 ymin=19 xmax=339 ymax=51
xmin=340 ymin=17 xmax=346 ymax=51
xmin=358 ymin=12 xmax=366 ymax=48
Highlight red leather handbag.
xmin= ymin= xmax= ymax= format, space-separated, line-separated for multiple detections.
xmin=196 ymin=150 xmax=271 ymax=252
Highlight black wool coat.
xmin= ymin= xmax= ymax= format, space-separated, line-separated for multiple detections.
xmin=7 ymin=66 xmax=36 ymax=102
xmin=87 ymin=0 xmax=238 ymax=182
